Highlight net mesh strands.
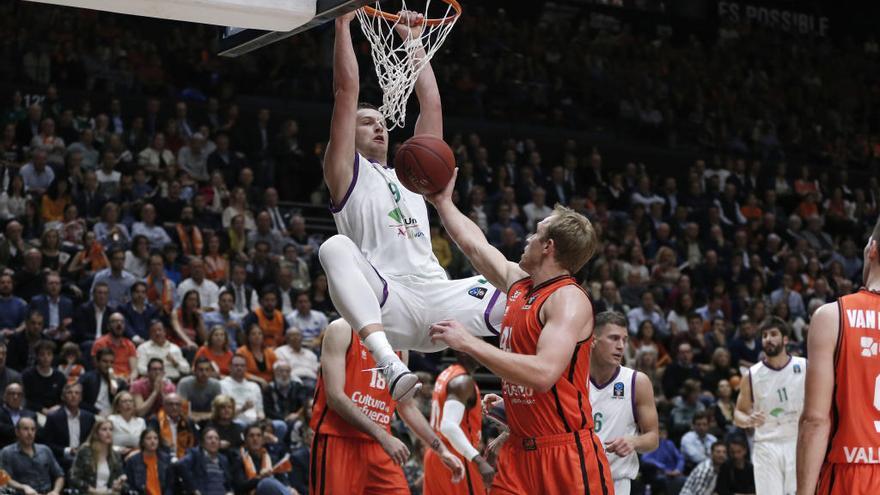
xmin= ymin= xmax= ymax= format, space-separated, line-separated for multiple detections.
xmin=356 ymin=0 xmax=460 ymax=129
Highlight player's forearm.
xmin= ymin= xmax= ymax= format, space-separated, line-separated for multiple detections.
xmin=463 ymin=339 xmax=559 ymax=393
xmin=333 ymin=18 xmax=359 ymax=95
xmin=434 ymin=199 xmax=485 ymax=251
xmin=397 ymin=400 xmax=443 ymax=453
xmin=326 ymin=393 xmax=388 ymax=441
xmin=633 ymin=430 xmax=659 ymax=454
xmin=412 ymin=50 xmax=442 ymax=137
xmin=796 ymin=415 xmax=829 ymax=495
xmin=733 ymin=409 xmax=753 ymax=428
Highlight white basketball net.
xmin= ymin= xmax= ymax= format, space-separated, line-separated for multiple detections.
xmin=356 ymin=1 xmax=459 ymax=130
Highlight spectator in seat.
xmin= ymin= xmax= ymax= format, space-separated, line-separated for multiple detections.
xmin=0 ymin=383 xmax=36 ymax=448
xmin=242 ymin=287 xmax=287 ymax=349
xmin=73 ymin=282 xmax=114 ymax=356
xmin=207 ymin=132 xmax=245 ymax=188
xmin=131 ymin=358 xmax=176 ymax=418
xmin=523 ymin=187 xmax=552 ymax=233
xmin=121 ymin=281 xmax=160 ymax=345
xmin=29 ymin=271 xmax=74 ymax=343
xmin=0 ymin=341 xmax=22 ymax=394
xmin=132 ymin=203 xmax=172 ymax=251
xmin=274 ymin=327 xmax=318 ymax=392
xmin=108 ymin=391 xmax=146 ymax=457
xmin=91 ymin=247 xmax=138 ymax=308
xmin=146 ymin=253 xmax=177 ymax=317
xmin=0 ymin=221 xmax=27 ymax=272
xmin=177 ymin=256 xmax=220 ymax=312
xmin=275 ymin=264 xmax=303 ymax=314
xmin=20 ymin=148 xmax=55 ymax=195
xmin=728 ymin=316 xmax=762 ymax=369
xmin=172 ymin=205 xmax=204 ymax=258
xmin=248 ymin=211 xmax=288 ymax=255
xmin=220 ymin=355 xmax=264 ymax=426
xmin=263 ymin=361 xmax=305 ymax=441
xmin=627 ymin=291 xmax=669 ymax=338
xmin=680 ymin=441 xmax=727 ymax=495
xmin=642 ymin=424 xmax=686 ymax=495
xmin=177 ymin=357 xmax=222 ymax=423
xmin=38 ymin=382 xmax=95 ymax=470
xmin=147 ymin=392 xmax=196 ymax=461
xmin=222 ymin=262 xmax=259 ymax=320
xmin=124 ymin=428 xmax=175 ymax=495
xmin=284 ymin=292 xmax=327 ymax=349
xmin=248 ymin=241 xmax=278 ymax=290
xmin=138 ymin=132 xmax=176 ymax=173
xmin=231 ymin=423 xmax=295 ymax=495
xmin=206 ymin=394 xmax=243 ymax=452
xmin=204 ymin=290 xmax=243 ymax=352
xmin=177 ymin=426 xmax=234 ymax=495
xmin=177 ymin=132 xmax=210 ymax=182
xmin=124 ymin=235 xmax=152 ymax=279
xmin=662 ymin=342 xmax=702 ymax=400
xmin=7 ymin=310 xmax=46 ymax=372
xmin=0 ymin=416 xmax=65 ymax=494
xmin=91 ymin=312 xmax=138 ymax=382
xmin=0 ymin=273 xmax=28 ymax=338
xmin=69 ymin=418 xmax=129 ymax=494
xmin=195 ymin=325 xmax=235 ymax=377
xmin=22 ymin=340 xmax=66 ymax=415
xmin=57 ymin=342 xmax=85 ymax=385
xmin=236 ymin=325 xmax=278 ymax=388
xmin=170 ymin=289 xmax=206 ymax=352
xmin=680 ymin=410 xmax=717 ymax=469
xmin=13 ymin=249 xmax=44 ymax=303
xmin=137 ymin=320 xmax=190 ymax=381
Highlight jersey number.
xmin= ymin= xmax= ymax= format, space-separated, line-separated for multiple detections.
xmin=369 ymin=369 xmax=386 ymax=390
xmin=593 ymin=412 xmax=603 ymax=433
xmin=777 ymin=387 xmax=789 ymax=402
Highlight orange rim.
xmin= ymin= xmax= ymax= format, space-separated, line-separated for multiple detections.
xmin=361 ymin=0 xmax=462 ymax=26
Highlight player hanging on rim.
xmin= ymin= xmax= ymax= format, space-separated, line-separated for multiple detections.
xmin=425 ymin=170 xmax=613 ymax=494
xmin=589 ymin=311 xmax=660 ymax=495
xmin=318 ymin=10 xmax=504 ymax=402
xmin=797 ymin=215 xmax=880 ymax=494
xmin=735 ymin=317 xmax=805 ymax=495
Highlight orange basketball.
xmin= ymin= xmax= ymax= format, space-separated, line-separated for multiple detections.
xmin=393 ymin=135 xmax=456 ymax=195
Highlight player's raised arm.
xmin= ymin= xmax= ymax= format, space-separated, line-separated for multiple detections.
xmin=394 ymin=11 xmax=442 ymax=138
xmin=426 ymin=170 xmax=527 ymax=292
xmin=796 ymin=301 xmax=839 ymax=495
xmin=430 ymin=285 xmax=589 ymax=392
xmin=324 ymin=12 xmax=360 ymax=205
xmin=320 ymin=319 xmax=410 ymax=465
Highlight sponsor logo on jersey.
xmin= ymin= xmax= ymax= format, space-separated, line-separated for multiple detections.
xmin=793 ymin=363 xmax=802 ymax=373
xmin=861 ymin=337 xmax=880 ymax=357
xmin=522 ymin=295 xmax=538 ymax=310
xmin=510 ymin=290 xmax=522 ymax=301
xmin=468 ymin=287 xmax=488 ymax=300
xmin=387 ymin=207 xmax=424 ymax=239
xmin=613 ymin=381 xmax=625 ymax=398
xmin=769 ymin=407 xmax=785 ymax=417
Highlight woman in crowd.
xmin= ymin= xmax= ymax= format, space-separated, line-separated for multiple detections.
xmin=39 ymin=227 xmax=70 ymax=272
xmin=226 ymin=213 xmax=249 ymax=262
xmin=701 ymin=347 xmax=738 ymax=393
xmin=236 ymin=324 xmax=277 ymax=387
xmin=666 ymin=292 xmax=694 ymax=336
xmin=222 ymin=187 xmax=255 ymax=230
xmin=124 ymin=234 xmax=151 ymax=279
xmin=651 ymin=246 xmax=681 ymax=290
xmin=61 ymin=203 xmax=87 ymax=248
xmin=309 ymin=273 xmax=335 ymax=315
xmin=194 ymin=325 xmax=234 ymax=376
xmin=94 ymin=202 xmax=130 ymax=249
xmin=203 ymin=233 xmax=228 ymax=282
xmin=634 ymin=347 xmax=665 ymax=404
xmin=712 ymin=378 xmax=737 ymax=436
xmin=0 ymin=174 xmax=27 ymax=220
xmin=59 ymin=341 xmax=85 ymax=384
xmin=108 ymin=391 xmax=147 ymax=457
xmin=67 ymin=230 xmax=109 ymax=284
xmin=40 ymin=175 xmax=72 ymax=225
xmin=626 ymin=320 xmax=670 ymax=368
xmin=171 ymin=289 xmax=204 ymax=350
xmin=206 ymin=394 xmax=243 ymax=452
xmin=69 ymin=418 xmax=129 ymax=494
xmin=124 ymin=428 xmax=173 ymax=495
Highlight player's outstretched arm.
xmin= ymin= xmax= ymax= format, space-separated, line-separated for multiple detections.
xmin=426 ymin=170 xmax=527 ymax=292
xmin=394 ymin=12 xmax=442 ymax=138
xmin=430 ymin=286 xmax=588 ymax=392
xmin=796 ymin=302 xmax=839 ymax=495
xmin=324 ymin=12 xmax=360 ymax=206
xmin=321 ymin=319 xmax=409 ymax=465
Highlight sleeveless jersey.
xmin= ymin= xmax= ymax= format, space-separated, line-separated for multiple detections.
xmin=590 ymin=366 xmax=639 ymax=481
xmin=331 ymin=154 xmax=447 ymax=281
xmin=429 ymin=364 xmax=482 ymax=452
xmin=748 ymin=356 xmax=806 ymax=442
xmin=310 ymin=330 xmax=396 ymax=441
xmin=826 ymin=290 xmax=880 ymax=464
xmin=500 ymin=275 xmax=596 ymax=438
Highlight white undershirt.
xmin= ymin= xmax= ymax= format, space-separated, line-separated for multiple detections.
xmin=96 ymin=457 xmax=110 ymax=489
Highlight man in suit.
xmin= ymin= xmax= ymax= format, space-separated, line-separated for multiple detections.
xmin=545 ymin=165 xmax=574 ymax=206
xmin=263 ymin=188 xmax=290 ymax=233
xmin=38 ymin=382 xmax=95 ymax=470
xmin=29 ymin=271 xmax=75 ymax=343
xmin=221 ymin=263 xmax=258 ymax=319
xmin=0 ymin=383 xmax=36 ymax=448
xmin=79 ymin=348 xmax=127 ymax=416
xmin=74 ymin=170 xmax=108 ymax=221
xmin=177 ymin=427 xmax=234 ymax=495
xmin=7 ymin=310 xmax=45 ymax=372
xmin=73 ymin=282 xmax=114 ymax=357
xmin=206 ymin=132 xmax=246 ymax=188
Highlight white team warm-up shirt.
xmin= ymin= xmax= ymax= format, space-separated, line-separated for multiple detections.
xmin=331 ymin=154 xmax=447 ymax=281
xmin=590 ymin=366 xmax=640 ymax=481
xmin=748 ymin=356 xmax=806 ymax=442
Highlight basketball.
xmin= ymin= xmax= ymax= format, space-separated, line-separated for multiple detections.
xmin=393 ymin=135 xmax=456 ymax=195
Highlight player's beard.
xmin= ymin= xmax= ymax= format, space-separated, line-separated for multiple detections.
xmin=763 ymin=343 xmax=782 ymax=357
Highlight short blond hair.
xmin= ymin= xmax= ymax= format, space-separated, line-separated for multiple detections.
xmin=540 ymin=205 xmax=598 ymax=273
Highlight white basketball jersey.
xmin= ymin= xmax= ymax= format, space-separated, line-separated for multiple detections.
xmin=332 ymin=154 xmax=447 ymax=281
xmin=589 ymin=366 xmax=639 ymax=481
xmin=749 ymin=356 xmax=806 ymax=443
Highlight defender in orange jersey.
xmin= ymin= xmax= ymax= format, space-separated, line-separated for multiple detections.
xmin=310 ymin=319 xmax=464 ymax=495
xmin=423 ymin=352 xmax=495 ymax=495
xmin=798 ymin=215 xmax=880 ymax=495
xmin=426 ymin=172 xmax=612 ymax=495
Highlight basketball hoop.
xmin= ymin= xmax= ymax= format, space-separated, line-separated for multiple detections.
xmin=356 ymin=0 xmax=462 ymax=130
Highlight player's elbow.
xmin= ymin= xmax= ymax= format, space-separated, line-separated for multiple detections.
xmin=642 ymin=432 xmax=660 ymax=453
xmin=531 ymin=376 xmax=556 ymax=394
xmin=799 ymin=411 xmax=829 ymax=430
xmin=439 ymin=421 xmax=458 ymax=440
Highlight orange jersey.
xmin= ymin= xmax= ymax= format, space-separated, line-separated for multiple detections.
xmin=429 ymin=364 xmax=482 ymax=449
xmin=310 ymin=331 xmax=396 ymax=441
xmin=500 ymin=275 xmax=595 ymax=438
xmin=825 ymin=289 xmax=880 ymax=465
